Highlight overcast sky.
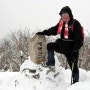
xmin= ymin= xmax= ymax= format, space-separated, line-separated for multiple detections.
xmin=0 ymin=0 xmax=90 ymax=39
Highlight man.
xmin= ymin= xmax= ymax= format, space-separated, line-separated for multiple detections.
xmin=36 ymin=6 xmax=83 ymax=84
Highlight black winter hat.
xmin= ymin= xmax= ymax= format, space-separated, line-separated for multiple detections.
xmin=59 ymin=6 xmax=73 ymax=19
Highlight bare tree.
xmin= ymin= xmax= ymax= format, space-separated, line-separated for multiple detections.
xmin=0 ymin=28 xmax=90 ymax=71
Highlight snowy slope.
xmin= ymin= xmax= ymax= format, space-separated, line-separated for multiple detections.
xmin=0 ymin=56 xmax=90 ymax=90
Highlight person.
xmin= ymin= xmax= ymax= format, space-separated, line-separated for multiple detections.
xmin=36 ymin=6 xmax=83 ymax=84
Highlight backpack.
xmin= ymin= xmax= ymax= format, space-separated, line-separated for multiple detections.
xmin=70 ymin=20 xmax=84 ymax=42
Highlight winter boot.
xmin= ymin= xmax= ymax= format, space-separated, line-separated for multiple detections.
xmin=73 ymin=71 xmax=79 ymax=84
xmin=41 ymin=60 xmax=55 ymax=67
xmin=41 ymin=50 xmax=55 ymax=68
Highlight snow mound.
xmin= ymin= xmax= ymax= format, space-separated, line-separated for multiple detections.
xmin=0 ymin=55 xmax=90 ymax=90
xmin=20 ymin=59 xmax=38 ymax=71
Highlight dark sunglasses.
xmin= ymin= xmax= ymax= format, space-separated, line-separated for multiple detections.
xmin=61 ymin=13 xmax=69 ymax=16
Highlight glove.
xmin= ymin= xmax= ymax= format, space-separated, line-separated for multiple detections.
xmin=36 ymin=32 xmax=43 ymax=35
xmin=71 ymin=49 xmax=79 ymax=62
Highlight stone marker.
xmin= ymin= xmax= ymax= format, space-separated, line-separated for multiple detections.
xmin=29 ymin=34 xmax=47 ymax=64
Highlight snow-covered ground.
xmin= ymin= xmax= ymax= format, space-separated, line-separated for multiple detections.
xmin=0 ymin=56 xmax=90 ymax=90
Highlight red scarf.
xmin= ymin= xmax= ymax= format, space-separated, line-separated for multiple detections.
xmin=57 ymin=20 xmax=69 ymax=39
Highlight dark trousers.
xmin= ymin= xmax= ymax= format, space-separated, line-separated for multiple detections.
xmin=65 ymin=53 xmax=79 ymax=82
xmin=47 ymin=42 xmax=79 ymax=82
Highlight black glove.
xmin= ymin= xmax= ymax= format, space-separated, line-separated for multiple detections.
xmin=36 ymin=32 xmax=43 ymax=35
xmin=71 ymin=49 xmax=79 ymax=62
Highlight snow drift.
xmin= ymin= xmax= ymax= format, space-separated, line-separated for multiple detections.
xmin=0 ymin=56 xmax=90 ymax=90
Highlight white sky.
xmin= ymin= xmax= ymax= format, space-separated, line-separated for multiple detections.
xmin=0 ymin=0 xmax=90 ymax=39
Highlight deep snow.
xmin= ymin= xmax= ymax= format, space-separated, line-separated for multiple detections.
xmin=0 ymin=56 xmax=90 ymax=90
